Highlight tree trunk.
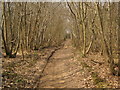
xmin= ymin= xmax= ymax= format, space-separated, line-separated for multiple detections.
xmin=96 ymin=3 xmax=115 ymax=75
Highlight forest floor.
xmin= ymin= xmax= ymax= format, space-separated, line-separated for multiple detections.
xmin=2 ymin=40 xmax=119 ymax=88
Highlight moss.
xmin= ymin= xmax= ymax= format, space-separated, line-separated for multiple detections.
xmin=81 ymin=54 xmax=87 ymax=58
xmin=2 ymin=71 xmax=17 ymax=79
xmin=94 ymin=77 xmax=105 ymax=84
xmin=27 ymin=59 xmax=37 ymax=67
xmin=96 ymin=82 xmax=109 ymax=88
xmin=79 ymin=68 xmax=84 ymax=72
xmin=91 ymin=72 xmax=108 ymax=88
xmin=81 ymin=62 xmax=91 ymax=68
xmin=3 ymin=70 xmax=27 ymax=88
xmin=8 ymin=62 xmax=16 ymax=68
xmin=15 ymin=78 xmax=26 ymax=83
xmin=87 ymin=67 xmax=92 ymax=72
xmin=91 ymin=72 xmax=98 ymax=78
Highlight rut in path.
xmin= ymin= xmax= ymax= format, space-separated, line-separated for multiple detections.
xmin=39 ymin=40 xmax=92 ymax=88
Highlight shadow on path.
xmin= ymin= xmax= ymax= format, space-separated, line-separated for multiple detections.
xmin=39 ymin=40 xmax=90 ymax=88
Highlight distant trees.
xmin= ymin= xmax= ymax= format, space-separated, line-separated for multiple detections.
xmin=2 ymin=2 xmax=20 ymax=57
xmin=2 ymin=2 xmax=67 ymax=58
xmin=67 ymin=2 xmax=119 ymax=75
xmin=96 ymin=2 xmax=115 ymax=75
xmin=2 ymin=1 xmax=120 ymax=76
xmin=118 ymin=2 xmax=120 ymax=76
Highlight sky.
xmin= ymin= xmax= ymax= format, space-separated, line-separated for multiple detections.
xmin=2 ymin=0 xmax=120 ymax=2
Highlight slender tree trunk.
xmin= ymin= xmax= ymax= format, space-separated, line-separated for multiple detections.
xmin=2 ymin=2 xmax=11 ymax=57
xmin=81 ymin=3 xmax=86 ymax=57
xmin=118 ymin=2 xmax=120 ymax=76
xmin=96 ymin=3 xmax=115 ymax=75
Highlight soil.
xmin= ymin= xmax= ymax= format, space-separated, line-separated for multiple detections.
xmin=2 ymin=40 xmax=119 ymax=88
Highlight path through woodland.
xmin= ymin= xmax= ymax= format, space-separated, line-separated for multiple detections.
xmin=39 ymin=40 xmax=92 ymax=88
xmin=2 ymin=2 xmax=120 ymax=89
xmin=37 ymin=40 xmax=119 ymax=88
xmin=2 ymin=40 xmax=119 ymax=88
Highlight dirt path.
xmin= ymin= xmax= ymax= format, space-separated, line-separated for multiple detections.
xmin=39 ymin=40 xmax=94 ymax=88
xmin=2 ymin=40 xmax=119 ymax=88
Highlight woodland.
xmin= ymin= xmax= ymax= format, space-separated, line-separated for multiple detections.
xmin=1 ymin=1 xmax=120 ymax=88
